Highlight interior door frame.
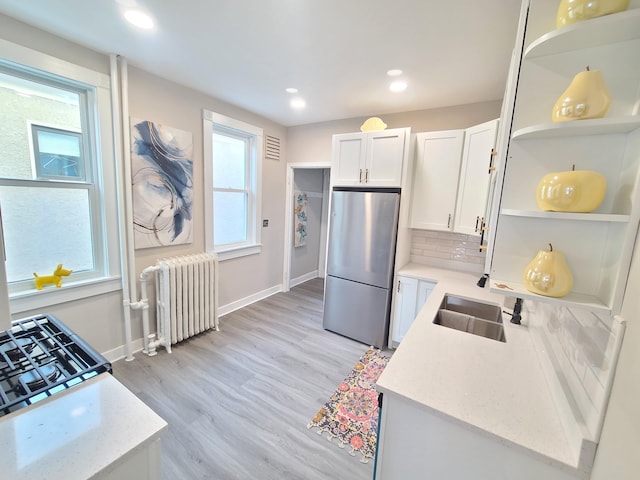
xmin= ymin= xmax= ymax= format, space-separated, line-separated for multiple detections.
xmin=283 ymin=162 xmax=331 ymax=292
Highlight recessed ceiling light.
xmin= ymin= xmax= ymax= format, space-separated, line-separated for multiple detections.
xmin=290 ymin=98 xmax=306 ymax=109
xmin=124 ymin=9 xmax=154 ymax=29
xmin=387 ymin=69 xmax=403 ymax=77
xmin=389 ymin=81 xmax=408 ymax=92
xmin=285 ymin=87 xmax=299 ymax=94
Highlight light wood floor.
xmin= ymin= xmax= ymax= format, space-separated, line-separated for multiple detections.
xmin=113 ymin=278 xmax=376 ymax=480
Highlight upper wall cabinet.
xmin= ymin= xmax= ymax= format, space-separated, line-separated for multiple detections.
xmin=332 ymin=128 xmax=406 ymax=187
xmin=409 ymin=130 xmax=464 ymax=231
xmin=489 ymin=1 xmax=640 ymax=314
xmin=409 ymin=119 xmax=499 ymax=234
xmin=454 ymin=119 xmax=500 ymax=236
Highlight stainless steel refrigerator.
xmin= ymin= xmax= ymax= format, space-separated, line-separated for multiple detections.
xmin=322 ymin=188 xmax=400 ymax=348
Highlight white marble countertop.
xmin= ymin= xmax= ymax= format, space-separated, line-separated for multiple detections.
xmin=0 ymin=373 xmax=167 ymax=480
xmin=378 ymin=263 xmax=581 ymax=472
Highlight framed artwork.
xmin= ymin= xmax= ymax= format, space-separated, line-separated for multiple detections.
xmin=294 ymin=191 xmax=308 ymax=247
xmin=131 ymin=118 xmax=193 ymax=248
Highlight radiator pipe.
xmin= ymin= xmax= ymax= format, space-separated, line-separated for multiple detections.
xmin=139 ymin=265 xmax=161 ymax=355
xmin=110 ymin=54 xmax=134 ymax=362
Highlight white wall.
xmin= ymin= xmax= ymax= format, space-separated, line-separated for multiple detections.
xmin=590 ymin=230 xmax=640 ymax=479
xmin=286 ymin=100 xmax=502 ymax=165
xmin=127 ymin=67 xmax=288 ymax=314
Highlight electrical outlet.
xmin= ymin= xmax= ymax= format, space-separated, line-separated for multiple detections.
xmin=262 ymin=219 xmax=269 ymax=227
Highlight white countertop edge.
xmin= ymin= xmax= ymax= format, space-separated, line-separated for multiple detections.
xmin=382 ymin=263 xmax=590 ymax=475
xmin=376 ymin=384 xmax=589 ymax=479
xmin=0 ymin=373 xmax=168 ymax=480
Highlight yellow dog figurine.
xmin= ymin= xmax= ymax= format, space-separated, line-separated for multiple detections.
xmin=33 ymin=264 xmax=72 ymax=290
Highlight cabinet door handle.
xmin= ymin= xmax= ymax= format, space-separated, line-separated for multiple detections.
xmin=397 ymin=280 xmax=401 ymax=293
xmin=475 ymin=216 xmax=480 ymax=232
xmin=488 ymin=149 xmax=497 ymax=174
xmin=365 ymin=169 xmax=369 ymax=183
xmin=479 ymin=218 xmax=486 ymax=252
xmin=447 ymin=214 xmax=452 ymax=229
xmin=359 ymin=168 xmax=363 ymax=183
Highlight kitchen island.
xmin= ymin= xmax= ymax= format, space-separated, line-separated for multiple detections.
xmin=0 ymin=373 xmax=167 ymax=479
xmin=375 ymin=264 xmax=593 ymax=480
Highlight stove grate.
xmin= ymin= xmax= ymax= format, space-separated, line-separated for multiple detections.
xmin=0 ymin=314 xmax=112 ymax=417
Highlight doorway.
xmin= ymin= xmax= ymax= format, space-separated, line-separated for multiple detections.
xmin=283 ymin=163 xmax=331 ymax=292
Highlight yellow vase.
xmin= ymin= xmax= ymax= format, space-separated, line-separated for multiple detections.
xmin=552 ymin=67 xmax=611 ymax=122
xmin=523 ymin=244 xmax=573 ymax=298
xmin=556 ymin=0 xmax=630 ymax=27
xmin=536 ymin=168 xmax=606 ymax=212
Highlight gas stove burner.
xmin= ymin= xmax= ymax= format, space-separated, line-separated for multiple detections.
xmin=17 ymin=364 xmax=61 ymax=394
xmin=0 ymin=314 xmax=112 ymax=417
xmin=0 ymin=338 xmax=36 ymax=362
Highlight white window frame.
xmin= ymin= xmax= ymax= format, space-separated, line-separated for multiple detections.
xmin=0 ymin=38 xmax=121 ymax=313
xmin=28 ymin=122 xmax=85 ymax=181
xmin=203 ymin=109 xmax=262 ymax=261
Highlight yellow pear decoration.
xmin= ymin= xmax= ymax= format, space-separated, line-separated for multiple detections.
xmin=523 ymin=244 xmax=573 ymax=298
xmin=552 ymin=67 xmax=611 ymax=122
xmin=556 ymin=0 xmax=630 ymax=28
xmin=360 ymin=117 xmax=387 ymax=132
xmin=536 ymin=165 xmax=606 ymax=212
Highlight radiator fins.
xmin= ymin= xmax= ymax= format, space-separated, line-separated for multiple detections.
xmin=155 ymin=253 xmax=219 ymax=353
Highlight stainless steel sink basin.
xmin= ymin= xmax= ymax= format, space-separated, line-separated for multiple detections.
xmin=433 ymin=295 xmax=505 ymax=342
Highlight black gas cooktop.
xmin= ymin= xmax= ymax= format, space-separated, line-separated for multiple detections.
xmin=0 ymin=314 xmax=112 ymax=417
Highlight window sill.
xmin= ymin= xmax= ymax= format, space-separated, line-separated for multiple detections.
xmin=215 ymin=244 xmax=262 ymax=261
xmin=10 ymin=275 xmax=122 ymax=314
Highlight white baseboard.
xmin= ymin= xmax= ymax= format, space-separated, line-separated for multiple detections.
xmin=102 ymin=337 xmax=145 ymax=363
xmin=105 ymin=284 xmax=284 ymax=362
xmin=218 ymin=284 xmax=283 ymax=317
xmin=290 ymin=270 xmax=319 ymax=288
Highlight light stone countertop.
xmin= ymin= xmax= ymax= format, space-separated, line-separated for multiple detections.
xmin=0 ymin=373 xmax=167 ymax=480
xmin=377 ymin=263 xmax=582 ymax=472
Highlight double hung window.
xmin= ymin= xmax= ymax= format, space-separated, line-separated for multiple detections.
xmin=0 ymin=40 xmax=120 ymax=311
xmin=203 ymin=110 xmax=262 ymax=260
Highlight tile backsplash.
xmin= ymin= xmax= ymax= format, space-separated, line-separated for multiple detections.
xmin=410 ymin=229 xmax=486 ymax=273
xmin=525 ymin=299 xmax=626 ymax=445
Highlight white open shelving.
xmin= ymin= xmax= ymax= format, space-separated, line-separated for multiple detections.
xmin=490 ymin=5 xmax=640 ymax=314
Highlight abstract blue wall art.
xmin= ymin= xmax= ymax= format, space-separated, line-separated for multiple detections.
xmin=131 ymin=118 xmax=194 ymax=248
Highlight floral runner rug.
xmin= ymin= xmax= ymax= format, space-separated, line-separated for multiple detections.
xmin=307 ymin=348 xmax=390 ymax=463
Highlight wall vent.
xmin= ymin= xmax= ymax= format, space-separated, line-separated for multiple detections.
xmin=265 ymin=135 xmax=281 ymax=161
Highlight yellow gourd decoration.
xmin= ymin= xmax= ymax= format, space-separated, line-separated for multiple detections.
xmin=536 ymin=165 xmax=606 ymax=212
xmin=556 ymin=0 xmax=630 ymax=27
xmin=552 ymin=67 xmax=611 ymax=122
xmin=523 ymin=244 xmax=573 ymax=298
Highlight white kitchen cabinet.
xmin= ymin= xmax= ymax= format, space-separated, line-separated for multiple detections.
xmin=331 ymin=128 xmax=406 ymax=187
xmin=454 ymin=119 xmax=499 ymax=236
xmin=390 ymin=275 xmax=436 ymax=346
xmin=489 ymin=2 xmax=640 ymax=314
xmin=409 ymin=130 xmax=464 ymax=230
xmin=375 ymin=392 xmax=582 ymax=480
xmin=409 ymin=121 xmax=499 ymax=235
xmin=95 ymin=438 xmax=162 ymax=480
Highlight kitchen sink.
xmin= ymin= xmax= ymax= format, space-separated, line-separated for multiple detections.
xmin=433 ymin=295 xmax=505 ymax=342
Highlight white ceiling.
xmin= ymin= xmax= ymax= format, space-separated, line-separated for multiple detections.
xmin=0 ymin=0 xmax=522 ymax=127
